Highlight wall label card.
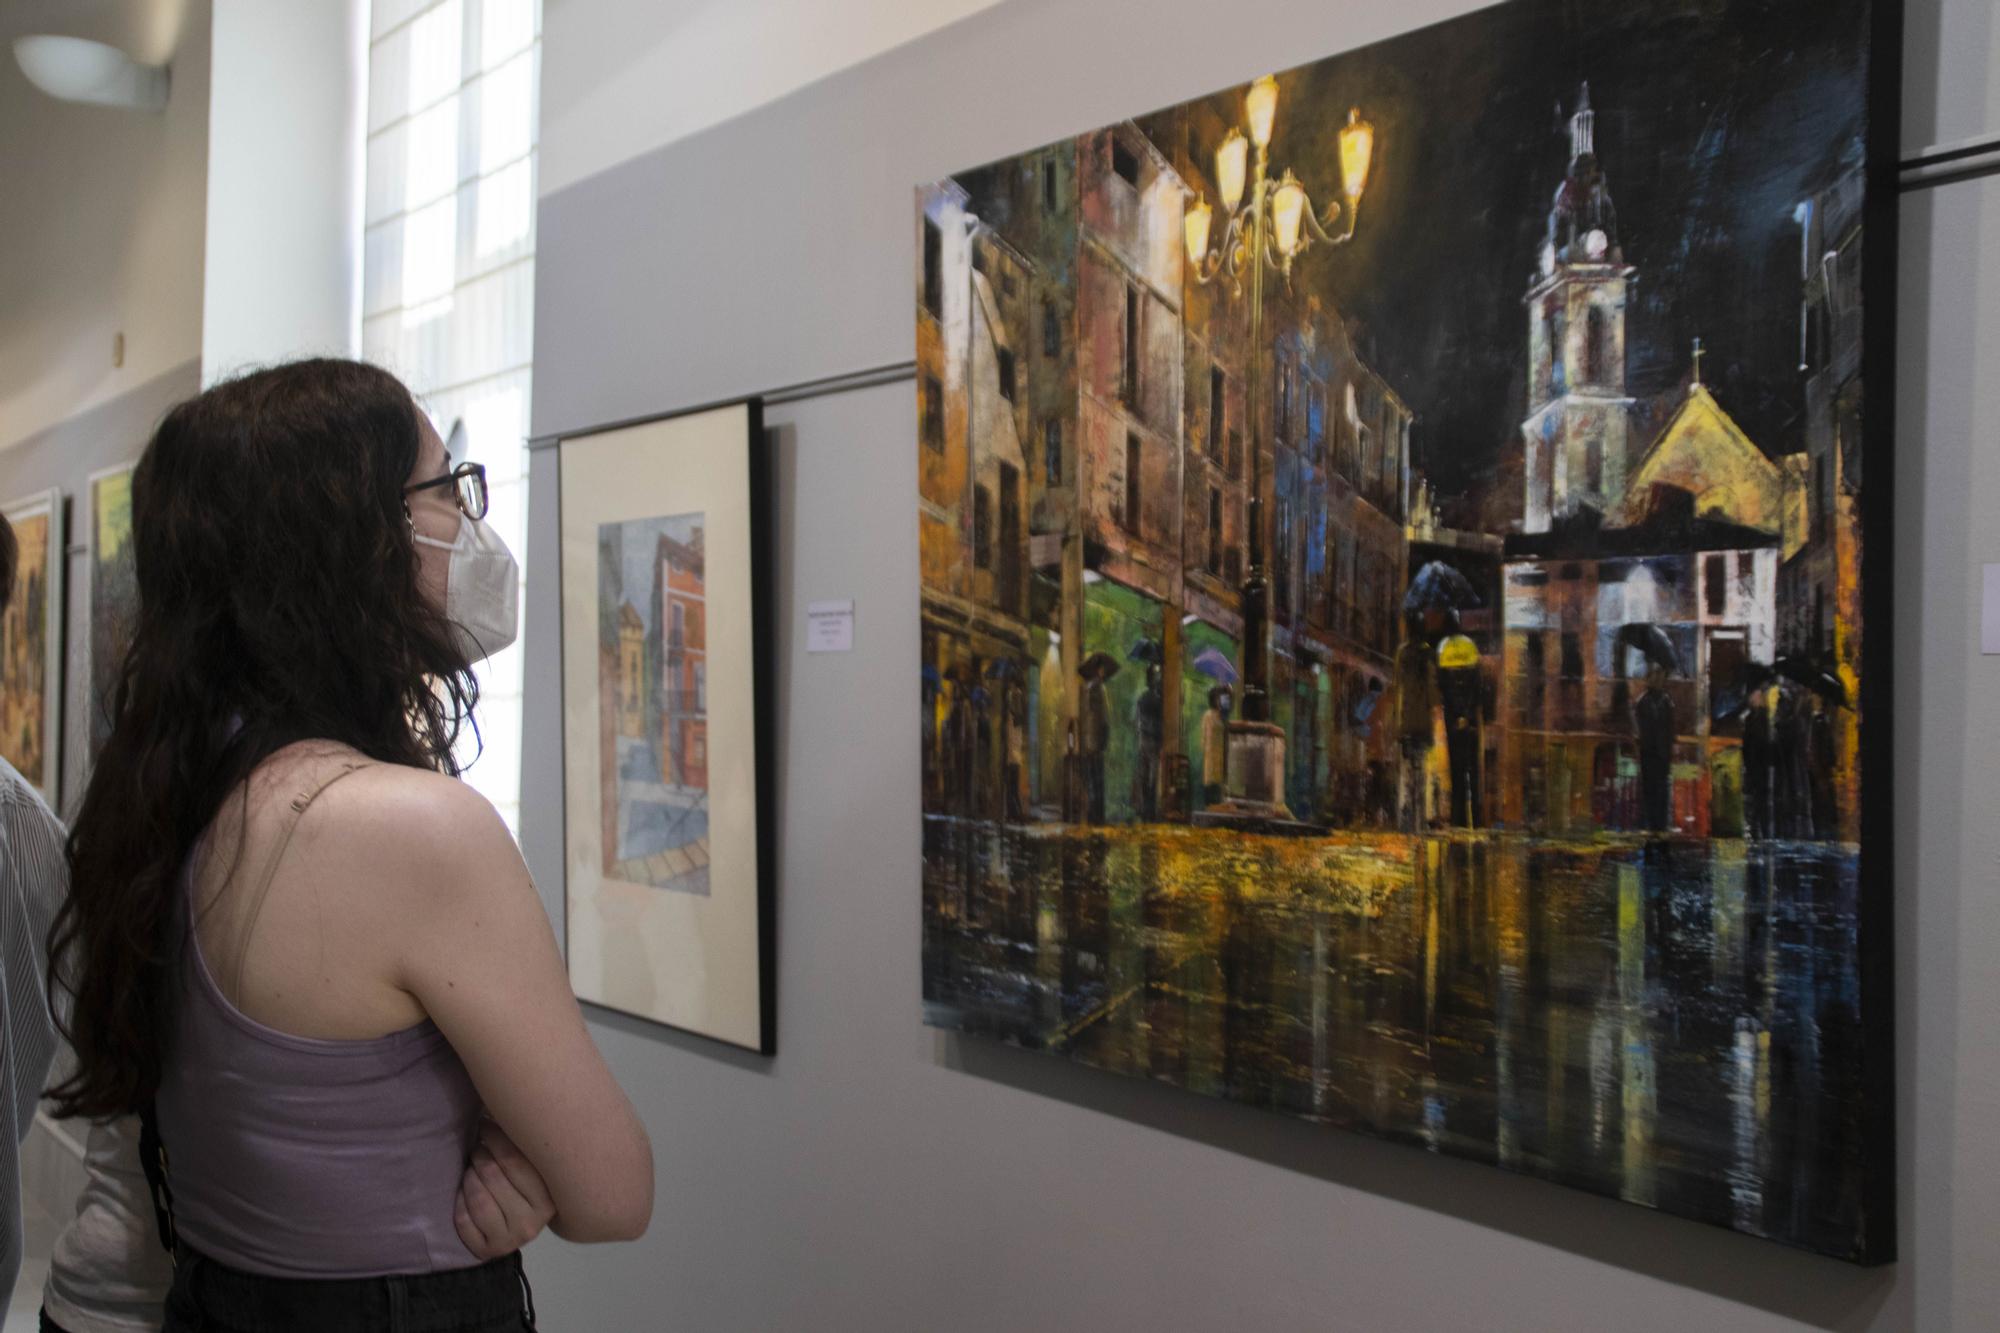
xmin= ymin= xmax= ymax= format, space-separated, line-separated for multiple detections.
xmin=807 ymin=599 xmax=855 ymax=653
xmin=1983 ymin=564 xmax=2000 ymax=655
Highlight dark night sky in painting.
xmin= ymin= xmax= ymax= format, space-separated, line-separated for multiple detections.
xmin=1146 ymin=0 xmax=1874 ymax=502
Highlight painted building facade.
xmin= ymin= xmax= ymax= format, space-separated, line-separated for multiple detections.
xmin=918 ymin=106 xmax=1413 ymax=828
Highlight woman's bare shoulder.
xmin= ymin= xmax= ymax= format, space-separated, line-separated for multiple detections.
xmin=250 ymin=744 xmax=519 ymax=892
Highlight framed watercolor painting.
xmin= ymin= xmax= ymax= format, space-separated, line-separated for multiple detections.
xmin=0 ymin=489 xmax=64 ymax=809
xmin=559 ymin=400 xmax=776 ymax=1053
xmin=915 ymin=0 xmax=1899 ymax=1262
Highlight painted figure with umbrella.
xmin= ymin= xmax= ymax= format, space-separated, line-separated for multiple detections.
xmin=1759 ymin=655 xmax=1845 ymax=838
xmin=987 ymin=658 xmax=1030 ymax=821
xmin=1077 ymin=651 xmax=1119 ymax=824
xmin=921 ymin=663 xmax=942 ymax=810
xmin=1399 ymin=562 xmax=1482 ymax=830
xmin=1731 ymin=655 xmax=1847 ymax=840
xmin=1615 ymin=623 xmax=1681 ymax=833
xmin=1187 ymin=641 xmax=1239 ymax=807
xmin=1129 ymin=639 xmax=1166 ymax=821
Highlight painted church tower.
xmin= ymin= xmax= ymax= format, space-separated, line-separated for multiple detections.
xmin=1521 ymin=85 xmax=1638 ymax=533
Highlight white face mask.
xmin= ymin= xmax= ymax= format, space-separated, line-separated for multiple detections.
xmin=413 ymin=512 xmax=521 ymax=665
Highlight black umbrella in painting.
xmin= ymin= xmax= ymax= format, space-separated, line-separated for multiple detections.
xmin=1615 ymin=622 xmax=1682 ymax=675
xmin=1080 ymin=651 xmax=1121 ymax=681
xmin=1402 ymin=560 xmax=1482 ymax=613
xmin=1128 ymin=638 xmax=1165 ymax=666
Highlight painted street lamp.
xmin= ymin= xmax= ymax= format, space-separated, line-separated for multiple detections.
xmin=1185 ymin=77 xmax=1376 ymax=818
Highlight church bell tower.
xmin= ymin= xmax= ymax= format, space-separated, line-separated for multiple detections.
xmin=1521 ymin=85 xmax=1638 ymax=533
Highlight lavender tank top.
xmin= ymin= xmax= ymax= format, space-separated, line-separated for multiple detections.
xmin=154 ymin=779 xmax=484 ymax=1279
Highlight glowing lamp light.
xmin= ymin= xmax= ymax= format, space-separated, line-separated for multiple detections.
xmin=1215 ymin=131 xmax=1248 ymax=212
xmin=1271 ymin=171 xmax=1307 ymax=257
xmin=1184 ymin=194 xmax=1213 ymax=267
xmin=1246 ymin=75 xmax=1279 ymax=150
xmin=13 ymin=35 xmax=168 ymax=110
xmin=1339 ymin=108 xmax=1375 ymax=203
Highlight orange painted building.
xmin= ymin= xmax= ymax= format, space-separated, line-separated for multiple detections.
xmin=657 ymin=530 xmax=707 ymax=791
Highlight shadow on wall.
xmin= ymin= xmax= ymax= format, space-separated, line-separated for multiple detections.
xmin=938 ymin=1029 xmax=1898 ymax=1327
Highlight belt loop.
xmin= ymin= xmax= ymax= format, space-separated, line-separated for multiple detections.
xmin=514 ymin=1252 xmax=538 ymax=1330
xmin=384 ymin=1271 xmax=408 ymax=1333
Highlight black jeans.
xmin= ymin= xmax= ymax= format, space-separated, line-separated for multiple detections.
xmin=162 ymin=1248 xmax=534 ymax=1332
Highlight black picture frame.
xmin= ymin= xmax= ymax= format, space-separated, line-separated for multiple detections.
xmin=557 ymin=396 xmax=776 ymax=1056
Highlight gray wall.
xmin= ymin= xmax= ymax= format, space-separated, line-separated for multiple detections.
xmin=0 ymin=0 xmax=211 ymax=449
xmin=1 ymin=361 xmax=202 ymax=817
xmin=522 ymin=1 xmax=2000 ymax=1328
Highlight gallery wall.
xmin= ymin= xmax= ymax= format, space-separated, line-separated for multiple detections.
xmin=536 ymin=0 xmax=1005 ymax=197
xmin=0 ymin=0 xmax=212 ymax=451
xmin=0 ymin=364 xmax=200 ymax=815
xmin=523 ymin=0 xmax=2000 ymax=1327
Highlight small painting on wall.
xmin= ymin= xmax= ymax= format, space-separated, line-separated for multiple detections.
xmin=560 ymin=401 xmax=774 ymax=1053
xmin=84 ymin=464 xmax=140 ymax=763
xmin=1 ymin=489 xmax=64 ymax=808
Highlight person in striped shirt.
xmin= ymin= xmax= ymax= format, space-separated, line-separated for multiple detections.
xmin=0 ymin=509 xmax=70 ymax=1313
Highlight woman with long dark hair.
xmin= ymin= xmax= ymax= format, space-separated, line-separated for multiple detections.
xmin=46 ymin=359 xmax=652 ymax=1330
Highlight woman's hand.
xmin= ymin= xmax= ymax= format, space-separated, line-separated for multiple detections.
xmin=454 ymin=1119 xmax=557 ymax=1260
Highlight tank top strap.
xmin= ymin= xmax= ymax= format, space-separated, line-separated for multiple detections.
xmin=225 ymin=759 xmax=375 ymax=1002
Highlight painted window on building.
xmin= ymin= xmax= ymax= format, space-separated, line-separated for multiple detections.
xmin=923 ymin=217 xmax=942 ymax=319
xmin=1124 ymin=432 xmax=1143 ymax=536
xmin=1111 ymin=138 xmax=1140 ymax=187
xmin=1210 ymin=366 xmax=1226 ymax=459
xmin=923 ymin=375 xmax=944 ymax=451
xmin=1208 ymin=487 xmax=1222 ymax=576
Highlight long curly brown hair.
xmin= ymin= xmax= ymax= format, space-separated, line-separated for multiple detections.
xmin=46 ymin=358 xmax=480 ymax=1119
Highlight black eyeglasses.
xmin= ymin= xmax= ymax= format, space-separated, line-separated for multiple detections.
xmin=404 ymin=461 xmax=489 ymax=522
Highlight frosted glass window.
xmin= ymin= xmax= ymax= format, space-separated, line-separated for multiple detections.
xmin=405 ymin=96 xmax=460 ymax=208
xmin=368 ymin=0 xmax=541 ymax=834
xmin=476 ymin=157 xmax=531 ymax=256
xmin=401 ymin=196 xmax=458 ymax=320
xmin=407 ymin=0 xmax=463 ymax=109
xmin=463 ymin=385 xmax=525 ymax=472
xmin=481 ymin=0 xmax=534 ymax=69
xmin=480 ymin=54 xmax=532 ymax=172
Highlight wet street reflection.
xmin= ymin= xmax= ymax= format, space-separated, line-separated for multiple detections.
xmin=923 ymin=820 xmax=1870 ymax=1257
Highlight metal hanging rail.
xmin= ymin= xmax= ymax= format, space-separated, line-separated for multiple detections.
xmin=1899 ymin=133 xmax=2000 ymax=191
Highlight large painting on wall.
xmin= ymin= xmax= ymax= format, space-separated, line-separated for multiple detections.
xmin=84 ymin=464 xmax=139 ymax=764
xmin=916 ymin=0 xmax=1898 ymax=1261
xmin=1 ymin=490 xmax=64 ymax=809
xmin=560 ymin=401 xmax=775 ymax=1053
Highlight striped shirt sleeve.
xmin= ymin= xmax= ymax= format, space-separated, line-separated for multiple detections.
xmin=0 ymin=756 xmax=67 ymax=1311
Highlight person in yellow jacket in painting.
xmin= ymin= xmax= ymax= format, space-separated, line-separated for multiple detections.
xmin=1435 ymin=610 xmax=1483 ymax=829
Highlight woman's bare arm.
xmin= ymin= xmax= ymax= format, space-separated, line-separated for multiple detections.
xmin=359 ymin=771 xmax=654 ymax=1242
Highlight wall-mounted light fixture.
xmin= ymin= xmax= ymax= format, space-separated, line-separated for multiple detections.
xmin=13 ymin=35 xmax=169 ymax=111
